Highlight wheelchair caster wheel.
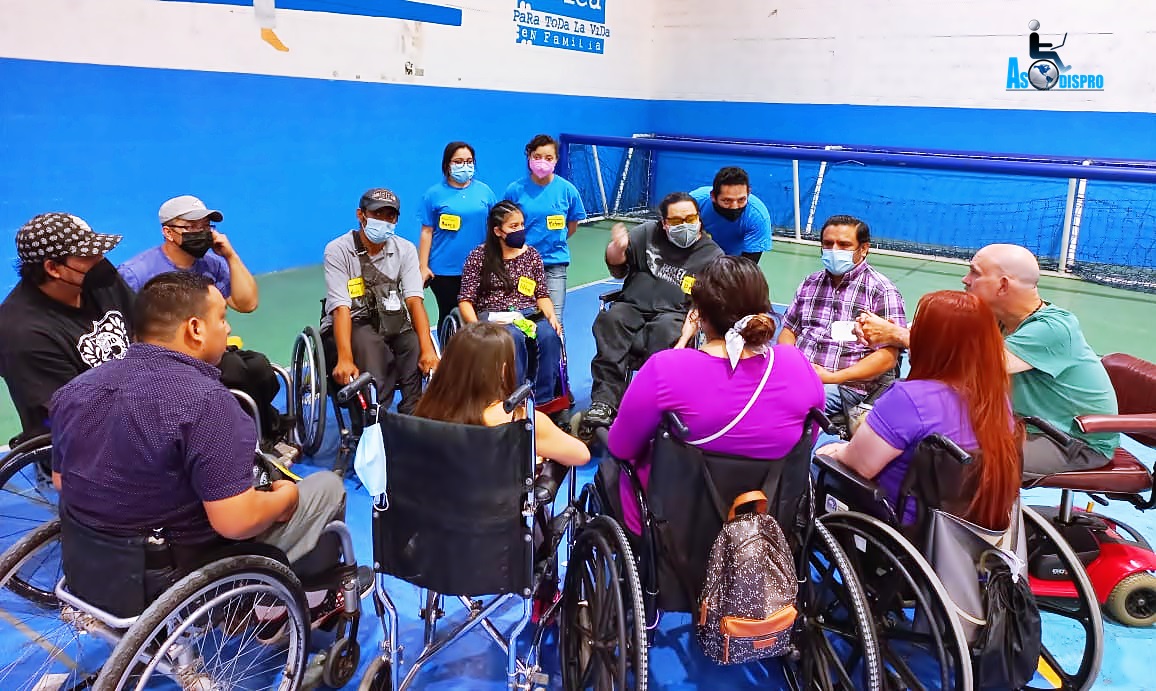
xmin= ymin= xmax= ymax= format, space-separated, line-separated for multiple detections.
xmin=358 ymin=655 xmax=393 ymax=691
xmin=322 ymin=636 xmax=360 ymax=687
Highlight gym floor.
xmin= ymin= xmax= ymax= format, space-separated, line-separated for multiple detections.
xmin=2 ymin=222 xmax=1154 ymax=688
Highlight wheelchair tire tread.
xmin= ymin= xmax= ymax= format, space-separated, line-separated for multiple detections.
xmin=0 ymin=517 xmax=62 ymax=605
xmin=591 ymin=514 xmax=649 ymax=691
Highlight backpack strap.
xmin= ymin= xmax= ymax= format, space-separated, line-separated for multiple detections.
xmin=727 ymin=490 xmax=768 ymax=521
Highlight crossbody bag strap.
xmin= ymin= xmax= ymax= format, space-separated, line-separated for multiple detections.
xmin=686 ymin=349 xmax=775 ymax=446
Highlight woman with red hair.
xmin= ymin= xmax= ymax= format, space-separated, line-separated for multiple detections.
xmin=817 ymin=290 xmax=1021 ymax=530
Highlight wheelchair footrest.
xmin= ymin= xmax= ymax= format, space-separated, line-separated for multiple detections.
xmin=299 ymin=564 xmax=358 ymax=593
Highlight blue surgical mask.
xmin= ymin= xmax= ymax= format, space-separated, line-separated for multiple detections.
xmin=822 ymin=249 xmax=856 ymax=276
xmin=503 ymin=229 xmax=527 ymax=249
xmin=449 ymin=163 xmax=475 ymax=184
xmin=364 ymin=218 xmax=397 ymax=244
xmin=666 ymin=222 xmax=700 ymax=248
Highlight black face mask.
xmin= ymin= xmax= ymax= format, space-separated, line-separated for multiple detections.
xmin=178 ymin=230 xmax=214 ymax=259
xmin=81 ymin=259 xmax=119 ymax=292
xmin=712 ymin=201 xmax=744 ymax=222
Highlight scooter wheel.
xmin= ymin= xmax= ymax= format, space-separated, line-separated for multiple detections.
xmin=1106 ymin=572 xmax=1156 ymax=627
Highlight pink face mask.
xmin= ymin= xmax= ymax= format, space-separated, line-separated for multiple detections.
xmin=529 ymin=158 xmax=556 ymax=178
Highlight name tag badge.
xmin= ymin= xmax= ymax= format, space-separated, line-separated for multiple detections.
xmin=518 ymin=276 xmax=537 ymax=297
xmin=546 ymin=214 xmax=566 ymax=231
xmin=681 ymin=275 xmax=696 ymax=294
xmin=347 ymin=277 xmax=365 ymax=299
xmin=438 ymin=213 xmax=462 ymax=231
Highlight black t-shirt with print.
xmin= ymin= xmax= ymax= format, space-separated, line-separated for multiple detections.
xmin=0 ymin=261 xmax=135 ymax=440
xmin=610 ymin=220 xmax=724 ymax=314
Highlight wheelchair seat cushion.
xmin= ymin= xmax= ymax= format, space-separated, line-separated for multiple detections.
xmin=1103 ymin=352 xmax=1156 ymax=447
xmin=1026 ymin=446 xmax=1151 ymax=494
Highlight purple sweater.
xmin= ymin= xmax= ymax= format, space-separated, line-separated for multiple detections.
xmin=607 ymin=345 xmax=824 ymax=533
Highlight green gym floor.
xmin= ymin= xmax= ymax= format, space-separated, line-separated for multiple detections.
xmin=0 ymin=220 xmax=1150 ymax=440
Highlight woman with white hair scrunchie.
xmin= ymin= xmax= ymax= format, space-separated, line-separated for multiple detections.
xmin=606 ymin=256 xmax=825 ymax=535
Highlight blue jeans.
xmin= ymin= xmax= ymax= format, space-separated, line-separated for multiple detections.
xmin=824 ymin=384 xmax=867 ymax=417
xmin=544 ymin=264 xmax=568 ymax=322
xmin=507 ymin=320 xmax=562 ymax=404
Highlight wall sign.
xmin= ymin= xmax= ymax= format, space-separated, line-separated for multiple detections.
xmin=514 ymin=0 xmax=609 ymax=55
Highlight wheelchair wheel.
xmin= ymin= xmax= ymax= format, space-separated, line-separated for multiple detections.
xmin=820 ymin=511 xmax=971 ymax=691
xmin=0 ymin=435 xmax=58 ymax=576
xmin=291 ymin=326 xmax=327 ymax=457
xmin=97 ymin=553 xmax=310 ymax=691
xmin=0 ymin=518 xmax=109 ymax=690
xmin=1022 ymin=505 xmax=1103 ymax=691
xmin=357 ymin=654 xmax=392 ymax=691
xmin=437 ymin=309 xmax=462 ymax=351
xmin=786 ymin=520 xmax=884 ymax=691
xmin=560 ymin=514 xmax=648 ymax=691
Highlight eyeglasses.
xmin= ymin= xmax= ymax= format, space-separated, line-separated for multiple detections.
xmin=165 ymin=223 xmax=215 ymax=233
xmin=665 ymin=214 xmax=700 ymax=226
xmin=450 ymin=158 xmax=475 ymax=166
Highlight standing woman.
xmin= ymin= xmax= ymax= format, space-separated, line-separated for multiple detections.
xmin=503 ymin=134 xmax=586 ymax=321
xmin=419 ymin=141 xmax=497 ymax=324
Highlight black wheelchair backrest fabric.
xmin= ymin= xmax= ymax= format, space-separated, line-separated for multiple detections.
xmin=897 ymin=442 xmax=984 ymax=538
xmin=646 ymin=427 xmax=814 ymax=613
xmin=372 ymin=413 xmax=534 ymax=597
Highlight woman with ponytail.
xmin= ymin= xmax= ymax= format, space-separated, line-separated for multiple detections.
xmin=818 ymin=290 xmax=1021 ymax=531
xmin=607 ymin=256 xmax=825 ymax=534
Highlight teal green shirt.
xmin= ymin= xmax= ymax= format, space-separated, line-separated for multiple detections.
xmin=1005 ymin=304 xmax=1119 ymax=457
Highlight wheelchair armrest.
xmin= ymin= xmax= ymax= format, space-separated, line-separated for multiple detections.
xmin=336 ymin=372 xmax=375 ymax=405
xmin=504 ymin=382 xmax=534 ymax=413
xmin=1076 ymin=413 xmax=1156 ymax=435
xmin=1022 ymin=415 xmax=1075 ymax=446
xmin=533 ymin=460 xmax=570 ymax=505
xmin=598 ymin=289 xmax=624 ymax=305
xmin=813 ymin=453 xmax=891 ymax=505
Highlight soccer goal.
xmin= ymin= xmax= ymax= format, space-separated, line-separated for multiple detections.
xmin=559 ymin=133 xmax=1156 ymax=293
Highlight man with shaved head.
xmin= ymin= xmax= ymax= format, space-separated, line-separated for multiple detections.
xmin=856 ymin=243 xmax=1119 ymax=477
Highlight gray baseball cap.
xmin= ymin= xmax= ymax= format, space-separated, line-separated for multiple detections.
xmin=158 ymin=195 xmax=224 ymax=224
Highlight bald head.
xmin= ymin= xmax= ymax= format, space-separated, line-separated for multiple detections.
xmin=975 ymin=243 xmax=1041 ymax=288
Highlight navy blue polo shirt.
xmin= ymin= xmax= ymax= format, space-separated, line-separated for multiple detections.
xmin=50 ymin=343 xmax=256 ymax=543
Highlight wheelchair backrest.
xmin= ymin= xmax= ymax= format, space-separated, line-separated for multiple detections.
xmin=895 ymin=437 xmax=983 ymax=540
xmin=372 ymin=412 xmax=534 ymax=597
xmin=645 ymin=420 xmax=816 ymax=613
xmin=1103 ymin=352 xmax=1156 ymax=447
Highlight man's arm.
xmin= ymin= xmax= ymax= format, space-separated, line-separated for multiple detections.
xmin=204 ymin=482 xmax=299 ymax=540
xmin=1006 ymin=348 xmax=1033 ymax=373
xmin=213 ymin=232 xmax=259 ymax=313
xmin=406 ymin=296 xmax=439 ymax=374
xmin=816 ymin=347 xmax=899 ymax=385
xmin=777 ymin=327 xmax=797 ymax=346
xmin=605 ymin=222 xmax=630 ymax=278
xmin=855 ymin=311 xmax=910 ymax=349
xmin=567 ymin=219 xmax=579 ymax=239
xmin=5 ymin=339 xmax=82 ymax=436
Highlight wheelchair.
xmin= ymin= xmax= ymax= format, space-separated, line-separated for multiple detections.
xmin=1020 ymin=352 xmax=1156 ymax=628
xmin=0 ymin=433 xmax=57 ymax=556
xmin=814 ymin=434 xmax=1104 ymax=690
xmin=583 ymin=411 xmax=885 ymax=690
xmin=357 ymin=380 xmax=603 ymax=690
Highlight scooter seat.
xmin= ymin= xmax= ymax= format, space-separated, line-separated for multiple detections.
xmin=1028 ymin=446 xmax=1152 ymax=494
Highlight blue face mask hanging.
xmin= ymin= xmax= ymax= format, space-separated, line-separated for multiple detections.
xmin=822 ymin=249 xmax=856 ymax=276
xmin=353 ymin=421 xmax=388 ymax=499
xmin=364 ymin=218 xmax=397 ymax=244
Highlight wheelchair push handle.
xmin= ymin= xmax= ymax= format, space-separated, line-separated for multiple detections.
xmin=807 ymin=407 xmax=836 ymax=435
xmin=337 ymin=372 xmax=375 ymax=405
xmin=503 ymin=382 xmax=534 ymax=413
xmin=663 ymin=411 xmax=690 ymax=439
xmin=924 ymin=433 xmax=973 ymax=464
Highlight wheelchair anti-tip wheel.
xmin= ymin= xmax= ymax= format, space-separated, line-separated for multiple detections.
xmin=291 ymin=326 xmax=327 ymax=457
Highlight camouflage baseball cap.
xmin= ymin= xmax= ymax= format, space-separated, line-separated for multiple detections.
xmin=16 ymin=213 xmax=122 ymax=263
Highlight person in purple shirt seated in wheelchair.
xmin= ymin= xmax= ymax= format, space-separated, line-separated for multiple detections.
xmin=607 ymin=256 xmax=825 ymax=534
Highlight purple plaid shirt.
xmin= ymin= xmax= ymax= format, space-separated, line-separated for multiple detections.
xmin=783 ymin=261 xmax=907 ymax=387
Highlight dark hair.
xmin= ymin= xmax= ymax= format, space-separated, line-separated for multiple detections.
xmin=821 ymin=215 xmax=870 ymax=245
xmin=441 ymin=141 xmax=475 ymax=177
xmin=17 ymin=258 xmax=59 ymax=286
xmin=524 ymin=134 xmax=559 ymax=158
xmin=414 ymin=321 xmax=517 ymax=425
xmin=479 ymin=200 xmax=523 ymax=298
xmin=658 ymin=191 xmax=699 ymax=220
xmin=134 ymin=271 xmax=214 ymax=341
xmin=691 ymin=256 xmax=775 ymax=348
xmin=711 ymin=167 xmax=750 ymax=197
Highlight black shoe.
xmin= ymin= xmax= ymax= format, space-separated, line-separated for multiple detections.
xmin=577 ymin=402 xmax=615 ymax=443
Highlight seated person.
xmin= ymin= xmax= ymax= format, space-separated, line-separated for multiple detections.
xmin=457 ymin=200 xmax=564 ymax=406
xmin=689 ymin=166 xmax=773 ymax=263
xmin=323 ymin=188 xmax=439 ymax=413
xmin=855 ymin=243 xmax=1118 ymax=478
xmin=0 ymin=213 xmax=133 ymax=445
xmin=607 ymin=256 xmax=824 ymax=534
xmin=118 ymin=195 xmax=287 ymax=443
xmin=581 ymin=192 xmax=724 ymax=434
xmin=779 ymin=214 xmax=907 ymax=416
xmin=817 ymin=290 xmax=1021 ymax=531
xmin=413 ymin=320 xmax=589 ymax=468
xmin=50 ymin=272 xmax=350 ymax=612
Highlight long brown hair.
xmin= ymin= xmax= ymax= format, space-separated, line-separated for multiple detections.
xmin=908 ymin=290 xmax=1021 ymax=530
xmin=413 ymin=321 xmax=517 ymax=425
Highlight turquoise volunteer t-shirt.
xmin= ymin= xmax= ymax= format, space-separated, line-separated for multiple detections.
xmin=419 ymin=179 xmax=496 ymax=276
xmin=689 ymin=186 xmax=773 ymax=257
xmin=1005 ymin=303 xmax=1119 ymax=457
xmin=503 ymin=175 xmax=586 ymax=266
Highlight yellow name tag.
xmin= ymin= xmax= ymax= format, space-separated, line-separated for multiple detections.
xmin=438 ymin=213 xmax=461 ymax=231
xmin=517 ymin=276 xmax=537 ymax=297
xmin=546 ymin=214 xmax=566 ymax=231
xmin=347 ymin=277 xmax=365 ymax=299
xmin=681 ymin=275 xmax=696 ymax=294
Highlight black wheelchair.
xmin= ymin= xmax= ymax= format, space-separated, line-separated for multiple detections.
xmin=814 ymin=435 xmax=1104 ymax=690
xmin=583 ymin=411 xmax=885 ymax=690
xmin=0 ymin=434 xmax=57 ymax=556
xmin=357 ymin=381 xmax=610 ymax=690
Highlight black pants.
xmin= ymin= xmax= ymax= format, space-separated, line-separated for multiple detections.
xmin=589 ymin=303 xmax=684 ymax=408
xmin=323 ymin=322 xmax=421 ymax=414
xmin=428 ymin=275 xmax=462 ymax=327
xmin=218 ymin=348 xmax=282 ymax=441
